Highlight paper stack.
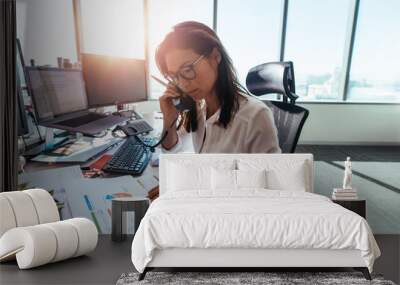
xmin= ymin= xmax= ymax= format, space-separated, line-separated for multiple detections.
xmin=332 ymin=188 xmax=358 ymax=200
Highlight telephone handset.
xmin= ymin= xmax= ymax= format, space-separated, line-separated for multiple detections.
xmin=172 ymin=94 xmax=195 ymax=112
xmin=151 ymin=75 xmax=195 ymax=112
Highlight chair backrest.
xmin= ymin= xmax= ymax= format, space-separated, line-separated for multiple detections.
xmin=246 ymin=61 xmax=309 ymax=153
xmin=266 ymin=101 xmax=309 ymax=153
xmin=246 ymin=61 xmax=297 ymax=104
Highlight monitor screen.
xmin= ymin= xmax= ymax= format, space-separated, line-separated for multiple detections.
xmin=17 ymin=74 xmax=29 ymax=136
xmin=82 ymin=53 xmax=147 ymax=108
xmin=16 ymin=38 xmax=29 ymax=136
xmin=25 ymin=67 xmax=88 ymax=122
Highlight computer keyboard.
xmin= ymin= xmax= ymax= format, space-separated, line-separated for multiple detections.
xmin=102 ymin=136 xmax=156 ymax=175
xmin=57 ymin=113 xmax=105 ymax=128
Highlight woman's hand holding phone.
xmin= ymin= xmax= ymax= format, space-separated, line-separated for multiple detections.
xmin=158 ymin=82 xmax=182 ymax=150
xmin=159 ymin=82 xmax=181 ymax=127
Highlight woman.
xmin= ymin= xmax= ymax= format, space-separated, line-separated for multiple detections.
xmin=156 ymin=21 xmax=280 ymax=153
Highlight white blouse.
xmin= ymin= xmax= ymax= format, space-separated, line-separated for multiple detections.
xmin=162 ymin=94 xmax=281 ymax=154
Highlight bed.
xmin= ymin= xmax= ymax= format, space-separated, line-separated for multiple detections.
xmin=131 ymin=154 xmax=380 ymax=280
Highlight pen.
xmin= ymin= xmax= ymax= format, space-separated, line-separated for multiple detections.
xmin=151 ymin=75 xmax=168 ymax=87
xmin=151 ymin=75 xmax=186 ymax=95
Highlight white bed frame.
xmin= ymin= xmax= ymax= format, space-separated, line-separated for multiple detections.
xmin=140 ymin=154 xmax=371 ymax=280
xmin=148 ymin=249 xmax=365 ymax=268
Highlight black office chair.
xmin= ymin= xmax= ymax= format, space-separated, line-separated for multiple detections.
xmin=246 ymin=61 xmax=309 ymax=153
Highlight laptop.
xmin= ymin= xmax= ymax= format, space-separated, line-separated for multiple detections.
xmin=25 ymin=67 xmax=127 ymax=135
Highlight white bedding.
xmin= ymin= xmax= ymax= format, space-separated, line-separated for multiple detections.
xmin=131 ymin=190 xmax=380 ymax=273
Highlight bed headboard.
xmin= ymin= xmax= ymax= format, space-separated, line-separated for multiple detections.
xmin=159 ymin=153 xmax=314 ymax=195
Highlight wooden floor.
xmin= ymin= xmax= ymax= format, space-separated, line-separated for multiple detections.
xmin=0 ymin=235 xmax=399 ymax=285
xmin=298 ymin=144 xmax=400 ymax=234
xmin=0 ymin=236 xmax=134 ymax=285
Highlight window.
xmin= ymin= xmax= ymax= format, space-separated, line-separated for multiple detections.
xmin=217 ymin=0 xmax=282 ymax=88
xmin=75 ymin=0 xmax=400 ymax=104
xmin=347 ymin=0 xmax=400 ymax=102
xmin=16 ymin=0 xmax=78 ymax=67
xmin=147 ymin=0 xmax=213 ymax=99
xmin=80 ymin=0 xmax=145 ymax=58
xmin=285 ymin=0 xmax=351 ymax=101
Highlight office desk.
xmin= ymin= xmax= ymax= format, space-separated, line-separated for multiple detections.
xmin=24 ymin=112 xmax=163 ymax=172
xmin=19 ymin=112 xmax=165 ymax=234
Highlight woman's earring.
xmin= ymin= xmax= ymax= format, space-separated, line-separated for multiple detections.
xmin=216 ymin=54 xmax=221 ymax=64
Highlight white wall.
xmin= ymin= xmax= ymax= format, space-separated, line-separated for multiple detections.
xmin=298 ymin=103 xmax=400 ymax=145
xmin=16 ymin=0 xmax=77 ymax=67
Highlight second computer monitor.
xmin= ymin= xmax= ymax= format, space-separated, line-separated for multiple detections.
xmin=25 ymin=67 xmax=88 ymax=122
xmin=82 ymin=53 xmax=147 ymax=108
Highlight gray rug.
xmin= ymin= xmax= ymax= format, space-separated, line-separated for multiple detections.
xmin=116 ymin=271 xmax=396 ymax=285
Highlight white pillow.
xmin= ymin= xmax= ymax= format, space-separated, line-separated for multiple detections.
xmin=267 ymin=164 xmax=307 ymax=191
xmin=236 ymin=169 xmax=267 ymax=189
xmin=167 ymin=160 xmax=235 ymax=192
xmin=211 ymin=168 xmax=267 ymax=191
xmin=211 ymin=168 xmax=236 ymax=190
xmin=237 ymin=159 xmax=309 ymax=191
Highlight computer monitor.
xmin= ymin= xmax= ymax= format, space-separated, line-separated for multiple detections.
xmin=16 ymin=38 xmax=29 ymax=136
xmin=81 ymin=53 xmax=147 ymax=108
xmin=25 ymin=67 xmax=88 ymax=123
xmin=17 ymin=74 xmax=29 ymax=136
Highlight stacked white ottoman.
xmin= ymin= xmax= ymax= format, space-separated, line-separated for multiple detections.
xmin=0 ymin=189 xmax=98 ymax=269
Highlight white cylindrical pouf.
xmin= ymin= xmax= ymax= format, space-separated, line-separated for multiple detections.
xmin=24 ymin=189 xmax=60 ymax=224
xmin=65 ymin=218 xmax=98 ymax=257
xmin=0 ymin=189 xmax=98 ymax=269
xmin=0 ymin=195 xmax=17 ymax=237
xmin=1 ymin=192 xmax=39 ymax=227
xmin=0 ymin=226 xmax=57 ymax=269
xmin=42 ymin=221 xmax=79 ymax=262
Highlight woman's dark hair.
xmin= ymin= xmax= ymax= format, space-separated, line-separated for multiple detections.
xmin=155 ymin=21 xmax=248 ymax=132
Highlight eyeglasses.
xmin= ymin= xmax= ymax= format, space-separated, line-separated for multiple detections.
xmin=165 ymin=54 xmax=205 ymax=84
